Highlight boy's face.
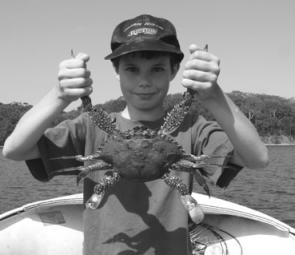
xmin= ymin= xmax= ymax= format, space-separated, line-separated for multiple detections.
xmin=116 ymin=53 xmax=178 ymax=114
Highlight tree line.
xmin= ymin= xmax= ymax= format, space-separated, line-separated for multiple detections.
xmin=1 ymin=91 xmax=295 ymax=145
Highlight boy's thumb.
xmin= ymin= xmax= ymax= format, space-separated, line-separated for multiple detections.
xmin=75 ymin=52 xmax=90 ymax=62
xmin=189 ymin=44 xmax=201 ymax=54
xmin=189 ymin=44 xmax=208 ymax=54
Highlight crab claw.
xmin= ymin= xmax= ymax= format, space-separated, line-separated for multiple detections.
xmin=86 ymin=172 xmax=120 ymax=210
xmin=180 ymin=194 xmax=204 ymax=224
xmin=77 ymin=169 xmax=92 ymax=185
xmin=86 ymin=192 xmax=104 ymax=209
xmin=194 ymin=170 xmax=210 ymax=197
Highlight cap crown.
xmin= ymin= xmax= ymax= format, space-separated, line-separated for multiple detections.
xmin=105 ymin=14 xmax=183 ymax=61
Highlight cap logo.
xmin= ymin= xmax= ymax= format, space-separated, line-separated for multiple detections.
xmin=128 ymin=27 xmax=158 ymax=37
xmin=124 ymin=22 xmax=164 ymax=32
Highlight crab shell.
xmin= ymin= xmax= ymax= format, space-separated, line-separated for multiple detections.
xmin=99 ymin=131 xmax=184 ymax=182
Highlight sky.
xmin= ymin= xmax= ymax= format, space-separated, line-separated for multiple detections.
xmin=1 ymin=0 xmax=294 ymax=110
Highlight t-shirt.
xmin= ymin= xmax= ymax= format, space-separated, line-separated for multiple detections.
xmin=26 ymin=112 xmax=242 ymax=255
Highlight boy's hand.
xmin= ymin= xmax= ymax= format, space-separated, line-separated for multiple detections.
xmin=57 ymin=52 xmax=93 ymax=103
xmin=182 ymin=44 xmax=220 ymax=101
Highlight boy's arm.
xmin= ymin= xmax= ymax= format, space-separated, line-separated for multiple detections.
xmin=182 ymin=44 xmax=269 ymax=169
xmin=2 ymin=53 xmax=92 ymax=161
xmin=202 ymin=86 xmax=268 ymax=168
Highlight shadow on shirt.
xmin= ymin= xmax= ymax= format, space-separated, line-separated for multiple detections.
xmin=100 ymin=178 xmax=188 ymax=254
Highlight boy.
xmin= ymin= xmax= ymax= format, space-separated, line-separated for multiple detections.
xmin=3 ymin=14 xmax=268 ymax=254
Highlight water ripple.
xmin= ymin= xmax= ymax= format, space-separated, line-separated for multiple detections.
xmin=1 ymin=146 xmax=295 ymax=228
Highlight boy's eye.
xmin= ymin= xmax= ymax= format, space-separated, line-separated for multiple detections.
xmin=152 ymin=66 xmax=165 ymax=72
xmin=125 ymin=66 xmax=138 ymax=72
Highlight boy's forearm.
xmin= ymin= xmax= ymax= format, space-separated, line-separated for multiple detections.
xmin=3 ymin=88 xmax=70 ymax=160
xmin=3 ymin=52 xmax=92 ymax=161
xmin=202 ymin=85 xmax=269 ymax=169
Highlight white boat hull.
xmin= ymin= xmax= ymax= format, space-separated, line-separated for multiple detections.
xmin=0 ymin=193 xmax=294 ymax=255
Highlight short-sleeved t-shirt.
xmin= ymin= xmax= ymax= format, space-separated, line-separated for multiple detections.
xmin=26 ymin=112 xmax=242 ymax=255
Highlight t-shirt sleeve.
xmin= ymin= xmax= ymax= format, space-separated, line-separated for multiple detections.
xmin=25 ymin=114 xmax=88 ymax=182
xmin=192 ymin=116 xmax=243 ymax=188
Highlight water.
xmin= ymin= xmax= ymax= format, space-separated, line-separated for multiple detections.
xmin=0 ymin=148 xmax=83 ymax=213
xmin=0 ymin=146 xmax=294 ymax=228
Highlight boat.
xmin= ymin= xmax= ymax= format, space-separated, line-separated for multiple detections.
xmin=0 ymin=193 xmax=294 ymax=254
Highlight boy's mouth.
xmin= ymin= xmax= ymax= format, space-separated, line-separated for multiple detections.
xmin=134 ymin=92 xmax=157 ymax=99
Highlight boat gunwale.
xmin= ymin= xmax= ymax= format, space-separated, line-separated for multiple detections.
xmin=0 ymin=193 xmax=294 ymax=235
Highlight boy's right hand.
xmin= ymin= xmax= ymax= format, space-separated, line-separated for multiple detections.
xmin=57 ymin=53 xmax=93 ymax=103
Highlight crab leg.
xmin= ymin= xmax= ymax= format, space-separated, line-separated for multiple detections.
xmin=160 ymin=45 xmax=208 ymax=135
xmin=51 ymin=152 xmax=103 ymax=162
xmin=170 ymin=159 xmax=211 ymax=196
xmin=160 ymin=92 xmax=193 ymax=134
xmin=162 ymin=172 xmax=205 ymax=224
xmin=183 ymin=154 xmax=230 ymax=164
xmin=74 ymin=152 xmax=103 ymax=162
xmin=71 ymin=49 xmax=92 ymax=113
xmin=76 ymin=160 xmax=112 ymax=184
xmin=193 ymin=171 xmax=210 ymax=197
xmin=86 ymin=172 xmax=120 ymax=209
xmin=51 ymin=160 xmax=111 ymax=184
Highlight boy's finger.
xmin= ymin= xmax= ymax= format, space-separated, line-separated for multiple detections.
xmin=183 ymin=69 xmax=217 ymax=83
xmin=58 ymin=68 xmax=91 ymax=80
xmin=59 ymin=87 xmax=93 ymax=99
xmin=181 ymin=78 xmax=211 ymax=91
xmin=60 ymin=77 xmax=93 ymax=89
xmin=59 ymin=58 xmax=88 ymax=69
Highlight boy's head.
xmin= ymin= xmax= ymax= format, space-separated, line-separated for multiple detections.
xmin=105 ymin=14 xmax=184 ymax=68
xmin=105 ymin=14 xmax=184 ymax=117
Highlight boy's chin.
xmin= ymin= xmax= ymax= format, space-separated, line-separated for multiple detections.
xmin=134 ymin=100 xmax=161 ymax=110
xmin=129 ymin=102 xmax=163 ymax=113
xmin=134 ymin=95 xmax=164 ymax=108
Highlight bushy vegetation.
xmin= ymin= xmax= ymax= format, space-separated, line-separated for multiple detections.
xmin=1 ymin=91 xmax=295 ymax=145
xmin=0 ymin=102 xmax=32 ymax=146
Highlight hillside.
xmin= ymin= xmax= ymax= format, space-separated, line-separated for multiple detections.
xmin=1 ymin=91 xmax=295 ymax=145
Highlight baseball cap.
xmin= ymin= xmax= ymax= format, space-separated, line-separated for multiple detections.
xmin=104 ymin=14 xmax=184 ymax=62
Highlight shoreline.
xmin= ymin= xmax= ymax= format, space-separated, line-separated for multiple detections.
xmin=1 ymin=144 xmax=295 ymax=148
xmin=266 ymin=144 xmax=295 ymax=146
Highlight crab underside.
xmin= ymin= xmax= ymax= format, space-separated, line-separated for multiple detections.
xmin=54 ymin=93 xmax=226 ymax=224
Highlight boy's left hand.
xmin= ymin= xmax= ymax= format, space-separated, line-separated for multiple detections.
xmin=182 ymin=44 xmax=221 ymax=101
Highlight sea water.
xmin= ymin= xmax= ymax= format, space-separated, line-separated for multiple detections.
xmin=0 ymin=146 xmax=295 ymax=228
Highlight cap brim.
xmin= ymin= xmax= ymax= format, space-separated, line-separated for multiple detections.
xmin=104 ymin=40 xmax=184 ymax=61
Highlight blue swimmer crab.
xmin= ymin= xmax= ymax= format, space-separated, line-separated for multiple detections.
xmin=55 ymin=90 xmax=227 ymax=224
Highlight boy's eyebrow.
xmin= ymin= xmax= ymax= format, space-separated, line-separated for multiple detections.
xmin=151 ymin=61 xmax=170 ymax=68
xmin=149 ymin=58 xmax=169 ymax=65
xmin=121 ymin=62 xmax=137 ymax=67
xmin=153 ymin=62 xmax=166 ymax=66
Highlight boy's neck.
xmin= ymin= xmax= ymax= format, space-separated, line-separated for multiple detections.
xmin=121 ymin=106 xmax=165 ymax=122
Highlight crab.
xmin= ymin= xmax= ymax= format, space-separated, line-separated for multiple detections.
xmin=55 ymin=91 xmax=225 ymax=224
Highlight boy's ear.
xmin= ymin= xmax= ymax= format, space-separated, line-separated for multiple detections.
xmin=170 ymin=64 xmax=180 ymax=81
xmin=112 ymin=63 xmax=120 ymax=80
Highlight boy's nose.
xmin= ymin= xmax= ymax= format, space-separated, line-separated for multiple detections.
xmin=138 ymin=74 xmax=151 ymax=88
xmin=139 ymin=80 xmax=151 ymax=88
